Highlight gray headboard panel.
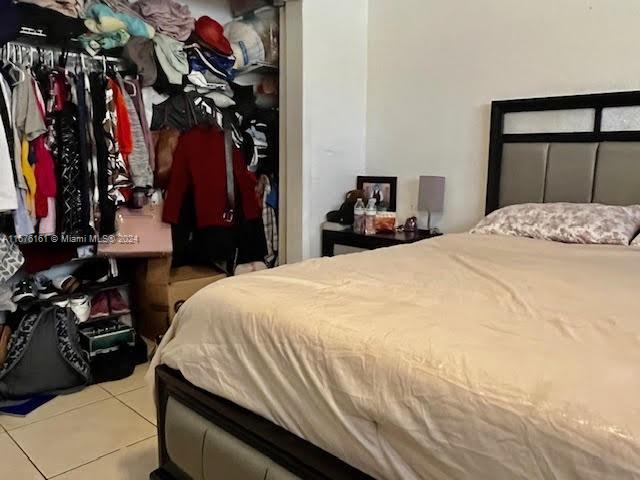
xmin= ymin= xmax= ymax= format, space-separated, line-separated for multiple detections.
xmin=486 ymin=92 xmax=640 ymax=214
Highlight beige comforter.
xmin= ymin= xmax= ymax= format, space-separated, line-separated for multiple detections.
xmin=150 ymin=234 xmax=640 ymax=479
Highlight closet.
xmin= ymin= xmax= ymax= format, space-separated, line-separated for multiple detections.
xmin=0 ymin=0 xmax=293 ymax=404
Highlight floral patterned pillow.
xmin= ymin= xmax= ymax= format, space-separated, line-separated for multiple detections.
xmin=471 ymin=203 xmax=640 ymax=245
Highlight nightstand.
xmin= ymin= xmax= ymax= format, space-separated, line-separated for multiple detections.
xmin=321 ymin=225 xmax=442 ymax=257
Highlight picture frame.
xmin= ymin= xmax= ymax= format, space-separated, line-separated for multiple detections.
xmin=357 ymin=176 xmax=398 ymax=212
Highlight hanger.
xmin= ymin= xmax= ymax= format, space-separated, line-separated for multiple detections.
xmin=123 ymin=75 xmax=138 ymax=97
xmin=5 ymin=44 xmax=25 ymax=85
xmin=74 ymin=53 xmax=86 ymax=75
xmin=27 ymin=47 xmax=35 ymax=68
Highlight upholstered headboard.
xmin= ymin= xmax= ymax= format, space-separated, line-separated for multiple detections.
xmin=486 ymin=91 xmax=640 ymax=214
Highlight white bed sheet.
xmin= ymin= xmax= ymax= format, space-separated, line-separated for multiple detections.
xmin=150 ymin=233 xmax=640 ymax=480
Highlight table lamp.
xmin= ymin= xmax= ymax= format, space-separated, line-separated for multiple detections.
xmin=418 ymin=176 xmax=445 ymax=232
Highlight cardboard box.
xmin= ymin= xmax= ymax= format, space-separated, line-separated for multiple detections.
xmin=134 ymin=259 xmax=226 ymax=340
xmin=168 ymin=266 xmax=227 ymax=320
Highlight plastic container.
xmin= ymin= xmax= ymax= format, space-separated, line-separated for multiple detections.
xmin=365 ymin=199 xmax=377 ymax=235
xmin=353 ymin=198 xmax=365 ymax=234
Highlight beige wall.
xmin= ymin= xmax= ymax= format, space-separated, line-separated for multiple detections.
xmin=366 ymin=0 xmax=640 ymax=232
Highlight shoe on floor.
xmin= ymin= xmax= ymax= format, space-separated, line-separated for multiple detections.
xmin=90 ymin=292 xmax=110 ymax=319
xmin=52 ymin=275 xmax=80 ymax=294
xmin=108 ymin=289 xmax=130 ymax=315
xmin=12 ymin=280 xmax=36 ymax=303
xmin=70 ymin=295 xmax=91 ymax=323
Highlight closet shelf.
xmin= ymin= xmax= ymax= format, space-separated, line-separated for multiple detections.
xmin=235 ymin=62 xmax=278 ymax=76
xmin=79 ymin=311 xmax=132 ymax=326
xmin=19 ymin=281 xmax=130 ymax=308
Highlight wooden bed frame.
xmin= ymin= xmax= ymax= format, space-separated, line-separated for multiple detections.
xmin=487 ymin=90 xmax=640 ymax=214
xmin=151 ymin=365 xmax=374 ymax=479
xmin=151 ymin=90 xmax=640 ymax=480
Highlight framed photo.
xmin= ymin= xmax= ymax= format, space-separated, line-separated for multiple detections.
xmin=357 ymin=176 xmax=398 ymax=212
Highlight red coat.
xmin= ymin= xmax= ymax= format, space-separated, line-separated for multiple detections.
xmin=162 ymin=127 xmax=261 ymax=227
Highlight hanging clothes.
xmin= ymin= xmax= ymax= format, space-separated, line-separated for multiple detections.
xmin=78 ymin=71 xmax=100 ymax=232
xmin=104 ymin=78 xmax=133 ymax=206
xmin=163 ymin=126 xmax=261 ymax=228
xmin=259 ymin=175 xmax=278 ymax=267
xmin=13 ymin=74 xmax=47 ymax=142
xmin=44 ymin=69 xmax=90 ymax=236
xmin=55 ymin=102 xmax=89 ymax=235
xmin=89 ymin=72 xmax=117 ymax=235
xmin=32 ymin=76 xmax=57 ymax=223
xmin=73 ymin=73 xmax=94 ymax=233
xmin=126 ymin=78 xmax=155 ymax=172
xmin=32 ymin=136 xmax=56 ymax=219
xmin=0 ymin=113 xmax=17 ymax=212
xmin=16 ymin=75 xmax=44 ymax=216
xmin=0 ymin=75 xmax=15 ymax=180
xmin=0 ymin=69 xmax=33 ymax=234
xmin=152 ymin=127 xmax=179 ymax=188
xmin=115 ymin=75 xmax=152 ymax=188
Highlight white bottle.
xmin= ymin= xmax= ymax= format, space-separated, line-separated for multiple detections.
xmin=353 ymin=198 xmax=365 ymax=234
xmin=365 ymin=199 xmax=377 ymax=235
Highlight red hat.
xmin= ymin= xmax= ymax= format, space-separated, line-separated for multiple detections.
xmin=194 ymin=16 xmax=232 ymax=56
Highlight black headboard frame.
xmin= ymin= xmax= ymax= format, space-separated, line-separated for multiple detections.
xmin=486 ymin=91 xmax=640 ymax=214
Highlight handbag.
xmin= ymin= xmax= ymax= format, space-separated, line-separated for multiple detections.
xmin=98 ymin=200 xmax=172 ymax=257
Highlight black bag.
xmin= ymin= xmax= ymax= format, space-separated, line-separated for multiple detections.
xmin=326 ymin=190 xmax=366 ymax=225
xmin=90 ymin=345 xmax=136 ymax=384
xmin=0 ymin=306 xmax=90 ymax=402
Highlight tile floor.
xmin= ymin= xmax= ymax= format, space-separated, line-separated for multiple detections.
xmin=0 ymin=363 xmax=158 ymax=479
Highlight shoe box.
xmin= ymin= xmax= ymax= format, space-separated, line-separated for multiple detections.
xmin=133 ymin=257 xmax=226 ymax=340
xmin=79 ymin=318 xmax=136 ymax=358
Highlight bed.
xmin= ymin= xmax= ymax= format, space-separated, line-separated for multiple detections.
xmin=150 ymin=91 xmax=640 ymax=480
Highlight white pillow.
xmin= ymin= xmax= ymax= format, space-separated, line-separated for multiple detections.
xmin=471 ymin=203 xmax=640 ymax=245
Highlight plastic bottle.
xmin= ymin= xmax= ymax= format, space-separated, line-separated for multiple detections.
xmin=353 ymin=198 xmax=365 ymax=234
xmin=365 ymin=199 xmax=377 ymax=235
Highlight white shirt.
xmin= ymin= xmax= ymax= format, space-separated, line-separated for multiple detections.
xmin=0 ymin=113 xmax=18 ymax=212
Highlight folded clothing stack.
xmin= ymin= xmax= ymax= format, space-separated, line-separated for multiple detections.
xmin=81 ymin=0 xmax=155 ymax=55
xmin=132 ymin=0 xmax=194 ymax=42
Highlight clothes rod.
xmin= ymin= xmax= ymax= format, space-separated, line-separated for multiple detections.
xmin=5 ymin=41 xmax=124 ymax=65
xmin=11 ymin=27 xmax=126 ymax=65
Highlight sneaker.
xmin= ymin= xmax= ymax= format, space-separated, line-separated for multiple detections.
xmin=74 ymin=258 xmax=111 ymax=285
xmin=52 ymin=275 xmax=80 ymax=294
xmin=35 ymin=276 xmax=58 ymax=300
xmin=108 ymin=289 xmax=130 ymax=315
xmin=52 ymin=299 xmax=70 ymax=308
xmin=90 ymin=292 xmax=110 ymax=319
xmin=12 ymin=280 xmax=36 ymax=303
xmin=70 ymin=295 xmax=91 ymax=323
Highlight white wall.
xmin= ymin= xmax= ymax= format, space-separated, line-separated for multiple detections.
xmin=188 ymin=0 xmax=233 ymax=23
xmin=366 ymin=0 xmax=640 ymax=232
xmin=299 ymin=0 xmax=369 ymax=258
